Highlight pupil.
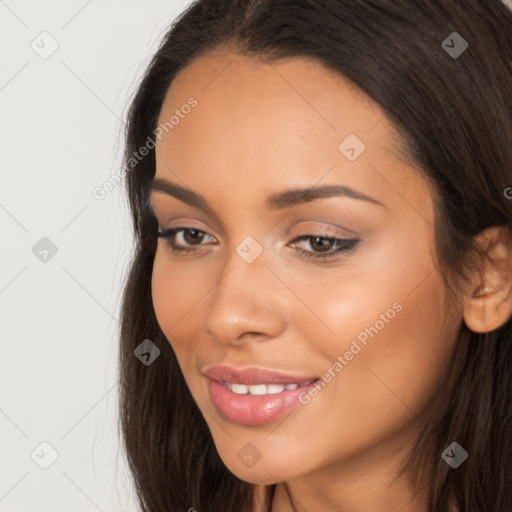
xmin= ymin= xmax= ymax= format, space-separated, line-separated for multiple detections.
xmin=185 ymin=229 xmax=204 ymax=245
xmin=312 ymin=237 xmax=331 ymax=252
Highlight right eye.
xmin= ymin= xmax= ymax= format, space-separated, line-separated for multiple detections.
xmin=157 ymin=227 xmax=217 ymax=254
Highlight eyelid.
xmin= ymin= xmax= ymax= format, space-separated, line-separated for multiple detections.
xmin=157 ymin=219 xmax=357 ymax=243
xmin=155 ymin=216 xmax=215 ymax=235
xmin=288 ymin=221 xmax=356 ymax=239
xmin=158 ymin=223 xmax=358 ymax=249
xmin=150 ymin=198 xmax=362 ymax=237
xmin=149 ymin=200 xmax=229 ymax=238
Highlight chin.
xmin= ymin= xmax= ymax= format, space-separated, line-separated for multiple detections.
xmin=226 ymin=464 xmax=282 ymax=485
xmin=218 ymin=449 xmax=305 ymax=485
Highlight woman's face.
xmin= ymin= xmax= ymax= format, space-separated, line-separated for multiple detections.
xmin=150 ymin=50 xmax=463 ymax=486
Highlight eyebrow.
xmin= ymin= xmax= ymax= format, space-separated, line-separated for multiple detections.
xmin=147 ymin=177 xmax=387 ymax=216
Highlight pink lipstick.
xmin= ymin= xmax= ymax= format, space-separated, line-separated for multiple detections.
xmin=203 ymin=366 xmax=320 ymax=425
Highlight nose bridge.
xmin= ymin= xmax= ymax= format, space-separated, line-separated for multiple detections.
xmin=202 ymin=236 xmax=286 ymax=344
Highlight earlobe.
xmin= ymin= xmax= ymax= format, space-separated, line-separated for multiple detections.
xmin=462 ymin=226 xmax=512 ymax=334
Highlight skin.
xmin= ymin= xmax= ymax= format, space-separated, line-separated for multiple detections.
xmin=149 ymin=48 xmax=512 ymax=512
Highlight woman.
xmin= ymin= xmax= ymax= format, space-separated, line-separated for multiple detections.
xmin=118 ymin=1 xmax=512 ymax=510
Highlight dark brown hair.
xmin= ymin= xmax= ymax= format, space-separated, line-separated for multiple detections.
xmin=118 ymin=1 xmax=512 ymax=510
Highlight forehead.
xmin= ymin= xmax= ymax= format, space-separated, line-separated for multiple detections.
xmin=153 ymin=49 xmax=427 ymax=215
xmin=158 ymin=49 xmax=393 ymax=141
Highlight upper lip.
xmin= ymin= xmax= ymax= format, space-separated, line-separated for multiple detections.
xmin=202 ymin=365 xmax=318 ymax=385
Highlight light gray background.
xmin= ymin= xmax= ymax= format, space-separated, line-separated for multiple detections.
xmin=2 ymin=1 xmax=511 ymax=511
xmin=1 ymin=1 xmax=193 ymax=511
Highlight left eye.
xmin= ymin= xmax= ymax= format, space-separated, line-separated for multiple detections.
xmin=289 ymin=234 xmax=359 ymax=261
xmin=156 ymin=227 xmax=360 ymax=262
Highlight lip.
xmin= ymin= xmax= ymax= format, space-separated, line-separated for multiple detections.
xmin=202 ymin=365 xmax=318 ymax=385
xmin=202 ymin=365 xmax=320 ymax=425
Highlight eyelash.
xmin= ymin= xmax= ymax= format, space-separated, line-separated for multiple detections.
xmin=156 ymin=227 xmax=359 ymax=262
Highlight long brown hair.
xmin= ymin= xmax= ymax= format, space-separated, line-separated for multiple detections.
xmin=118 ymin=1 xmax=512 ymax=510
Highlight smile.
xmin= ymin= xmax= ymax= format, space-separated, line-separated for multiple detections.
xmin=222 ymin=380 xmax=315 ymax=395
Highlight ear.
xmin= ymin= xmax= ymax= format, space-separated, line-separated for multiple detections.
xmin=463 ymin=225 xmax=512 ymax=333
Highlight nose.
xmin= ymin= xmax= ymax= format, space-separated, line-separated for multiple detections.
xmin=202 ymin=242 xmax=287 ymax=346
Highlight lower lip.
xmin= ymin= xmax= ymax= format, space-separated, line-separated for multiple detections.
xmin=207 ymin=378 xmax=319 ymax=426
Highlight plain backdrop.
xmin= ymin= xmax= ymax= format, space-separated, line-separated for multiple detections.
xmin=0 ymin=1 xmax=193 ymax=511
xmin=2 ymin=1 xmax=512 ymax=511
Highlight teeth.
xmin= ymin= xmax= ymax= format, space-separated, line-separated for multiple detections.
xmin=267 ymin=384 xmax=285 ymax=394
xmin=231 ymin=383 xmax=249 ymax=394
xmin=224 ymin=382 xmax=302 ymax=395
xmin=247 ymin=384 xmax=268 ymax=395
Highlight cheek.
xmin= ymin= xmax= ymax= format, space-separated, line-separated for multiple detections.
xmin=277 ymin=229 xmax=457 ymax=434
xmin=270 ymin=225 xmax=441 ymax=361
xmin=308 ymin=242 xmax=456 ymax=445
xmin=150 ymin=249 xmax=205 ymax=364
xmin=321 ymin=272 xmax=457 ymax=464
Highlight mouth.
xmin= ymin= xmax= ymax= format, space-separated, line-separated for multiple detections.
xmin=221 ymin=379 xmax=317 ymax=396
xmin=202 ymin=365 xmax=320 ymax=425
